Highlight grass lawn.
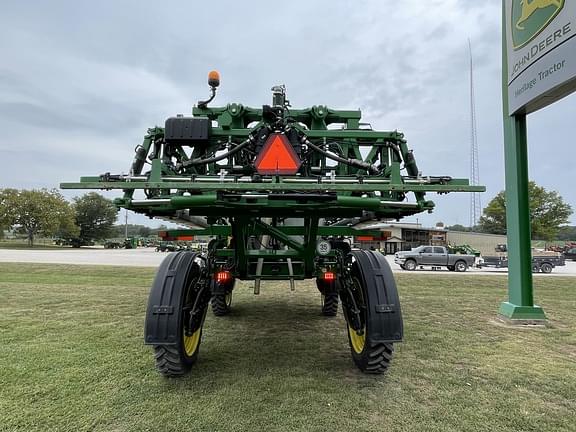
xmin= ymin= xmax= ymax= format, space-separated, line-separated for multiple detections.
xmin=0 ymin=263 xmax=575 ymax=432
xmin=0 ymin=240 xmax=67 ymax=250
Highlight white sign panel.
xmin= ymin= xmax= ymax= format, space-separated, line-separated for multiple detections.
xmin=316 ymin=240 xmax=331 ymax=256
xmin=505 ymin=0 xmax=576 ymax=114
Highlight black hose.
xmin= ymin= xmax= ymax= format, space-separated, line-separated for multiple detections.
xmin=176 ymin=139 xmax=251 ymax=169
xmin=304 ymin=139 xmax=380 ymax=175
xmin=197 ymin=87 xmax=217 ymax=109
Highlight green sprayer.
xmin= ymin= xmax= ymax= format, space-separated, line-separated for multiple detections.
xmin=62 ymin=72 xmax=484 ymax=376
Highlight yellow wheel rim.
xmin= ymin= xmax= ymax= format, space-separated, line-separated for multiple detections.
xmin=183 ymin=328 xmax=201 ymax=356
xmin=348 ymin=273 xmax=366 ymax=354
xmin=348 ymin=325 xmax=366 ymax=354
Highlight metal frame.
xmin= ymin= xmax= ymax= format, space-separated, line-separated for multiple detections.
xmin=61 ymin=92 xmax=483 ymax=284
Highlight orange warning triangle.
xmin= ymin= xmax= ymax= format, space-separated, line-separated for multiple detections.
xmin=255 ymin=134 xmax=301 ymax=175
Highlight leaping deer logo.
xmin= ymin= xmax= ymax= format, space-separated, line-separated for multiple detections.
xmin=516 ymin=0 xmax=562 ymax=30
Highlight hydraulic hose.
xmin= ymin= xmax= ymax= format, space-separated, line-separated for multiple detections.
xmin=176 ymin=138 xmax=251 ymax=169
xmin=303 ymin=139 xmax=380 ymax=175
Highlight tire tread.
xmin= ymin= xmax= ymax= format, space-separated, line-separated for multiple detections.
xmin=354 ymin=342 xmax=394 ymax=374
xmin=153 ymin=345 xmax=191 ymax=377
xmin=322 ymin=293 xmax=339 ymax=316
xmin=211 ymin=294 xmax=231 ymax=316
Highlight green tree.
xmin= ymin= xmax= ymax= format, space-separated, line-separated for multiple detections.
xmin=137 ymin=226 xmax=152 ymax=237
xmin=111 ymin=224 xmax=153 ymax=238
xmin=0 ymin=189 xmax=78 ymax=246
xmin=0 ymin=189 xmax=17 ymax=230
xmin=0 ymin=189 xmax=18 ymax=239
xmin=478 ymin=182 xmax=573 ymax=240
xmin=73 ymin=193 xmax=118 ymax=241
xmin=446 ymin=224 xmax=472 ymax=232
xmin=478 ymin=192 xmax=507 ymax=235
xmin=557 ymin=226 xmax=576 ymax=241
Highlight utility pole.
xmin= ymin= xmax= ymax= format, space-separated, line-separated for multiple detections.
xmin=124 ymin=209 xmax=128 ymax=239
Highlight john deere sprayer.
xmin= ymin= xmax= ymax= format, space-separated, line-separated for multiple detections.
xmin=61 ymin=72 xmax=484 ymax=376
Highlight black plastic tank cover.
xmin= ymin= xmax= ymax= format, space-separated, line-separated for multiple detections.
xmin=164 ymin=117 xmax=210 ymax=145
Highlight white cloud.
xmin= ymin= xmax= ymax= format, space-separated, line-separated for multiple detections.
xmin=0 ymin=0 xmax=574 ymax=225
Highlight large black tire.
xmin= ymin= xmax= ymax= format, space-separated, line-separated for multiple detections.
xmin=153 ymin=339 xmax=202 ymax=377
xmin=316 ymin=279 xmax=339 ymax=316
xmin=211 ymin=292 xmax=232 ymax=316
xmin=321 ymin=293 xmax=339 ymax=316
xmin=342 ymin=250 xmax=403 ymax=374
xmin=347 ymin=333 xmax=395 ymax=374
xmin=540 ymin=262 xmax=553 ymax=273
xmin=145 ymin=252 xmax=209 ymax=377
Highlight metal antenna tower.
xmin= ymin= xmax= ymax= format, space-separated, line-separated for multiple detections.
xmin=468 ymin=39 xmax=481 ymax=228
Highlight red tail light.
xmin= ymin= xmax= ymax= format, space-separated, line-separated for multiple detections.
xmin=322 ymin=271 xmax=336 ymax=281
xmin=215 ymin=271 xmax=232 ymax=283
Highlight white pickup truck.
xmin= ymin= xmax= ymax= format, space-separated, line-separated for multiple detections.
xmin=394 ymin=246 xmax=476 ymax=272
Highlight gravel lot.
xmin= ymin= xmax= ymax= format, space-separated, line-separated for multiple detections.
xmin=1 ymin=247 xmax=575 ymax=276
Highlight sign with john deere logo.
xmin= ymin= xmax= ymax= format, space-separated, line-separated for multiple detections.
xmin=505 ymin=0 xmax=576 ymax=114
xmin=512 ymin=0 xmax=565 ymax=48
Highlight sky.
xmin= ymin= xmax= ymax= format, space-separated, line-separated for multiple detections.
xmin=0 ymin=0 xmax=574 ymax=227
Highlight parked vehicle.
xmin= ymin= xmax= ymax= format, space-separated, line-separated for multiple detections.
xmin=478 ymin=249 xmax=565 ymax=273
xmin=104 ymin=240 xmax=123 ymax=249
xmin=53 ymin=237 xmax=94 ymax=248
xmin=563 ymin=248 xmax=576 ymax=261
xmin=394 ymin=246 xmax=476 ymax=272
xmin=156 ymin=241 xmax=177 ymax=252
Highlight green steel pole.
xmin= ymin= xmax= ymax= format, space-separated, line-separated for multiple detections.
xmin=499 ymin=0 xmax=545 ymax=320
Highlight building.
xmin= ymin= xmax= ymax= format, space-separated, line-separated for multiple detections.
xmin=353 ymin=222 xmax=507 ymax=256
xmin=354 ymin=222 xmax=447 ymax=254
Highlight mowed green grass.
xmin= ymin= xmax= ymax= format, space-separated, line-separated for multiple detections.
xmin=0 ymin=240 xmax=66 ymax=250
xmin=0 ymin=263 xmax=575 ymax=432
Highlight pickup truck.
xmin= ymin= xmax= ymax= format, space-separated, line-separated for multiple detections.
xmin=563 ymin=248 xmax=576 ymax=261
xmin=394 ymin=246 xmax=476 ymax=272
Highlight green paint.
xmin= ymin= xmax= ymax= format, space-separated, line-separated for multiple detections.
xmin=64 ymin=180 xmax=482 ymax=193
xmin=501 ymin=0 xmax=546 ymax=321
xmin=159 ymin=226 xmax=381 ymax=238
xmin=499 ymin=301 xmax=547 ymax=320
xmin=253 ymin=219 xmax=304 ymax=253
xmin=61 ymin=83 xmax=484 ymax=282
xmin=511 ymin=0 xmax=564 ymax=49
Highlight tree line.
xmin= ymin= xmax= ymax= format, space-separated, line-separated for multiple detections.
xmin=447 ymin=181 xmax=573 ymax=241
xmin=2 ymin=182 xmax=573 ymax=245
xmin=0 ymin=189 xmax=117 ymax=246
